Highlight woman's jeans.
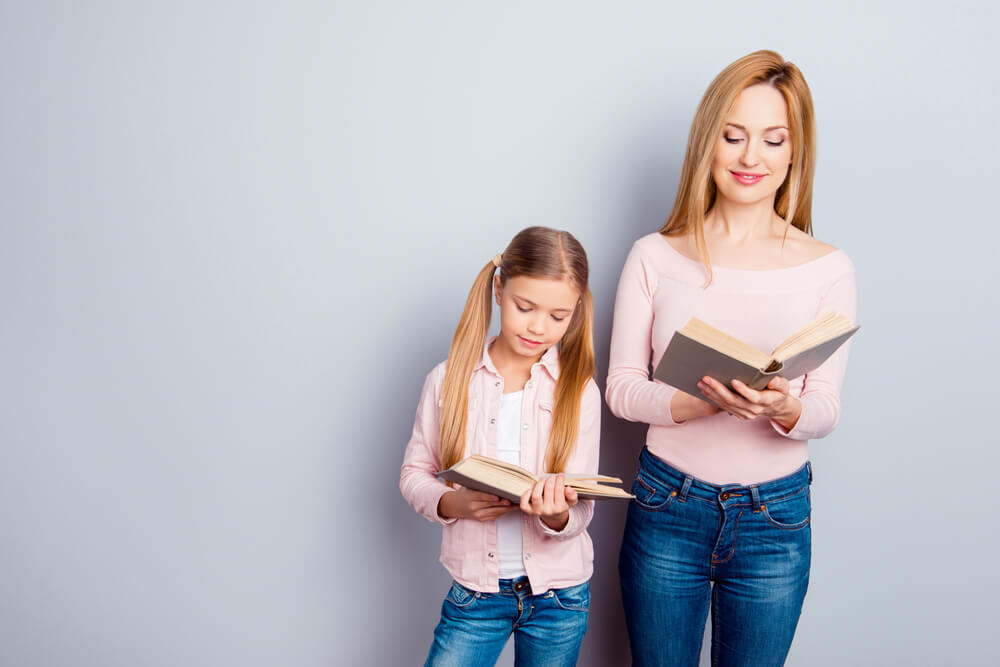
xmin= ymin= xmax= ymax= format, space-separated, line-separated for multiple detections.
xmin=619 ymin=447 xmax=812 ymax=667
xmin=424 ymin=577 xmax=590 ymax=667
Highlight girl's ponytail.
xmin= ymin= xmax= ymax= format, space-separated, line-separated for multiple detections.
xmin=439 ymin=260 xmax=497 ymax=472
xmin=547 ymin=287 xmax=595 ymax=473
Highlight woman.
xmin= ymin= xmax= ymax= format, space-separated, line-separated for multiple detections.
xmin=608 ymin=51 xmax=856 ymax=666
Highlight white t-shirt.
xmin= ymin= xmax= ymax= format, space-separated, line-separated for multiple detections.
xmin=496 ymin=390 xmax=527 ymax=579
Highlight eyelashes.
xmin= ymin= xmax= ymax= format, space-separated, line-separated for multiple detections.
xmin=516 ymin=305 xmax=566 ymax=322
xmin=724 ymin=134 xmax=785 ymax=147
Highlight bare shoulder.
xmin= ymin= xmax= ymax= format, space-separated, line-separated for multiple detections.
xmin=780 ymin=225 xmax=838 ymax=264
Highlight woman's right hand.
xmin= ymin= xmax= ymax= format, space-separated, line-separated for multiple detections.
xmin=670 ymin=390 xmax=722 ymax=422
xmin=437 ymin=488 xmax=514 ymax=522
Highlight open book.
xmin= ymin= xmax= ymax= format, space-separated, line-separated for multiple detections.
xmin=439 ymin=454 xmax=633 ymax=502
xmin=653 ymin=310 xmax=859 ymax=400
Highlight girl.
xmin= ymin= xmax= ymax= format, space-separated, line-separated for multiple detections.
xmin=609 ymin=51 xmax=857 ymax=666
xmin=400 ymin=226 xmax=601 ymax=667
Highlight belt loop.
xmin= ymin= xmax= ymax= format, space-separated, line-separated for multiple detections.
xmin=806 ymin=461 xmax=813 ymax=484
xmin=679 ymin=475 xmax=693 ymax=501
xmin=750 ymin=485 xmax=761 ymax=511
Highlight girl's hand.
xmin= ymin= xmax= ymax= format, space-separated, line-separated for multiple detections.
xmin=519 ymin=474 xmax=578 ymax=532
xmin=697 ymin=375 xmax=802 ymax=430
xmin=438 ymin=488 xmax=513 ymax=522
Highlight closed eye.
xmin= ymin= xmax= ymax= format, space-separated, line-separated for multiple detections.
xmin=765 ymin=140 xmax=785 ymax=147
xmin=724 ymin=135 xmax=743 ymax=144
xmin=516 ymin=305 xmax=531 ymax=313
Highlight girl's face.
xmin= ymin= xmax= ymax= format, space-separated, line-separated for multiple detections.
xmin=493 ymin=274 xmax=580 ymax=361
xmin=711 ymin=83 xmax=793 ymax=208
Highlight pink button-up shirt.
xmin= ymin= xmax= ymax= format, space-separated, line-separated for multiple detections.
xmin=400 ymin=339 xmax=601 ymax=594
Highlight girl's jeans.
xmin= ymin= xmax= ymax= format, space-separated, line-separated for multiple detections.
xmin=424 ymin=576 xmax=589 ymax=667
xmin=620 ymin=447 xmax=812 ymax=667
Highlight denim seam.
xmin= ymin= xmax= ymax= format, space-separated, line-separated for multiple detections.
xmin=710 ymin=510 xmax=742 ymax=565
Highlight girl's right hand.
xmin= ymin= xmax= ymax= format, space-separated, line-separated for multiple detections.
xmin=669 ymin=390 xmax=722 ymax=422
xmin=437 ymin=488 xmax=514 ymax=522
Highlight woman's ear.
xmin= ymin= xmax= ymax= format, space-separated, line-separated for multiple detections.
xmin=493 ymin=274 xmax=503 ymax=306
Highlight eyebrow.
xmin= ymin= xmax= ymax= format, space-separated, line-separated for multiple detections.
xmin=513 ymin=296 xmax=574 ymax=314
xmin=725 ymin=122 xmax=789 ymax=132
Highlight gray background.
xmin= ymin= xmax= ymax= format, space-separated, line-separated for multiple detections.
xmin=3 ymin=2 xmax=997 ymax=666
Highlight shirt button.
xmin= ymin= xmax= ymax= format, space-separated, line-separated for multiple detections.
xmin=488 ymin=552 xmax=495 ymax=558
xmin=524 ymin=553 xmax=531 ymax=560
xmin=489 ymin=418 xmax=496 ymax=425
xmin=495 ymin=381 xmax=501 ymax=387
xmin=522 ymin=423 xmax=529 ymax=430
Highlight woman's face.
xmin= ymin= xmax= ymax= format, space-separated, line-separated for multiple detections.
xmin=711 ymin=83 xmax=793 ymax=208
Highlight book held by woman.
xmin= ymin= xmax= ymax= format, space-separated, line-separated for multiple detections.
xmin=653 ymin=310 xmax=859 ymax=398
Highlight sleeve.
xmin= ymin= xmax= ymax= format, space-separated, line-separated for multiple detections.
xmin=536 ymin=379 xmax=601 ymax=539
xmin=605 ymin=241 xmax=681 ymax=426
xmin=399 ymin=364 xmax=458 ymax=525
xmin=772 ymin=267 xmax=858 ymax=440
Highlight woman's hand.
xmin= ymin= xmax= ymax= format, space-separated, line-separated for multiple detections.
xmin=438 ymin=488 xmax=513 ymax=522
xmin=670 ymin=390 xmax=722 ymax=422
xmin=697 ymin=375 xmax=802 ymax=430
xmin=520 ymin=474 xmax=578 ymax=532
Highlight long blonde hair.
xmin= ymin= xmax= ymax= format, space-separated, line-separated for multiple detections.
xmin=660 ymin=50 xmax=817 ymax=279
xmin=438 ymin=227 xmax=595 ymax=474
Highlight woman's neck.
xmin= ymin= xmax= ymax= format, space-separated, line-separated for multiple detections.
xmin=704 ymin=197 xmax=780 ymax=243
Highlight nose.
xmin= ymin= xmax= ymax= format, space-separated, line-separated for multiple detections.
xmin=527 ymin=313 xmax=546 ymax=335
xmin=740 ymin=140 xmax=760 ymax=167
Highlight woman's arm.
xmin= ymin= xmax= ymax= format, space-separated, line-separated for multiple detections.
xmin=696 ymin=267 xmax=857 ymax=439
xmin=606 ymin=241 xmax=718 ymax=425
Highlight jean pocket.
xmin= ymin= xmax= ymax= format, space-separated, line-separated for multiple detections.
xmin=630 ymin=472 xmax=677 ymax=511
xmin=549 ymin=582 xmax=590 ymax=612
xmin=445 ymin=581 xmax=480 ymax=609
xmin=761 ymin=488 xmax=811 ymax=530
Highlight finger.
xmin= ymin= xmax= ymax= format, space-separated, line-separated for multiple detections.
xmin=520 ymin=489 xmax=533 ymax=513
xmin=532 ymin=479 xmax=546 ymax=507
xmin=466 ymin=490 xmax=503 ymax=503
xmin=704 ymin=377 xmax=755 ymax=412
xmin=767 ymin=376 xmax=790 ymax=394
xmin=730 ymin=379 xmax=762 ymax=403
xmin=553 ymin=474 xmax=566 ymax=512
xmin=564 ymin=485 xmax=578 ymax=508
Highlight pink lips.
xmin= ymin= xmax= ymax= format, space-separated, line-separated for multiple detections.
xmin=731 ymin=171 xmax=766 ymax=185
xmin=518 ymin=336 xmax=542 ymax=347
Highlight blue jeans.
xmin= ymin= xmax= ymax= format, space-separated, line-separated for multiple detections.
xmin=424 ymin=577 xmax=590 ymax=667
xmin=619 ymin=447 xmax=812 ymax=667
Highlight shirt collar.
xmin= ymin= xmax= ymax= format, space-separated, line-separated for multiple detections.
xmin=475 ymin=336 xmax=560 ymax=381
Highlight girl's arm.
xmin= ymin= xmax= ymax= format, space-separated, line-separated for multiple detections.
xmin=399 ymin=364 xmax=459 ymax=525
xmin=606 ymin=241 xmax=717 ymax=426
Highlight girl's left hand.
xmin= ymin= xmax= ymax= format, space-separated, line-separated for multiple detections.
xmin=520 ymin=474 xmax=578 ymax=532
xmin=697 ymin=375 xmax=802 ymax=431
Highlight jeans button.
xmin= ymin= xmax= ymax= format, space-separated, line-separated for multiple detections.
xmin=514 ymin=580 xmax=527 ymax=592
xmin=721 ymin=492 xmax=730 ymax=501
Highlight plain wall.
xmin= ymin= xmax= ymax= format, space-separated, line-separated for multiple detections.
xmin=3 ymin=2 xmax=998 ymax=665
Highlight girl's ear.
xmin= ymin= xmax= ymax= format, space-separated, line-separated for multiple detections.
xmin=493 ymin=274 xmax=503 ymax=306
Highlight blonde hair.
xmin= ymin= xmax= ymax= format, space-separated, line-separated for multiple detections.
xmin=438 ymin=227 xmax=595 ymax=474
xmin=660 ymin=50 xmax=817 ymax=279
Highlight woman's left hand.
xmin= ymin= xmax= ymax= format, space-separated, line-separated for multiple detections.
xmin=520 ymin=474 xmax=578 ymax=532
xmin=697 ymin=375 xmax=802 ymax=431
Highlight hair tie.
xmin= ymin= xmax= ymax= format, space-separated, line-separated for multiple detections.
xmin=492 ymin=253 xmax=503 ymax=268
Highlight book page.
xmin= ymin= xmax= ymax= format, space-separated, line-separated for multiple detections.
xmin=681 ymin=318 xmax=773 ymax=370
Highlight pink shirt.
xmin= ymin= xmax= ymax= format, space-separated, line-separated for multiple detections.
xmin=607 ymin=233 xmax=857 ymax=485
xmin=399 ymin=338 xmax=601 ymax=594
